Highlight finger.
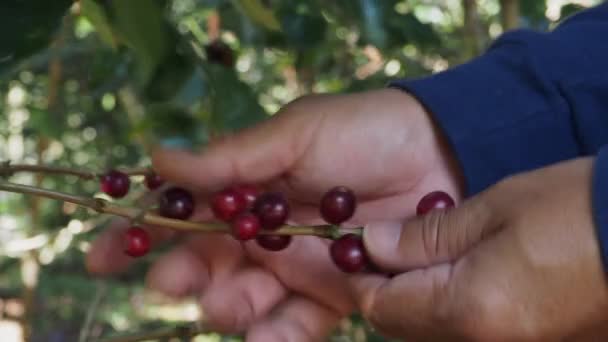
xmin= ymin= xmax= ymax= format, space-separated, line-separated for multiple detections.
xmin=152 ymin=109 xmax=318 ymax=191
xmin=244 ymin=236 xmax=355 ymax=315
xmin=350 ymin=263 xmax=458 ymax=340
xmin=246 ymin=296 xmax=343 ymax=342
xmin=145 ymin=245 xmax=210 ymax=298
xmin=199 ymin=267 xmax=288 ymax=333
xmin=363 ymin=192 xmax=501 ymax=272
xmin=284 ymin=190 xmax=454 ymax=228
xmin=85 ymin=218 xmax=176 ymax=275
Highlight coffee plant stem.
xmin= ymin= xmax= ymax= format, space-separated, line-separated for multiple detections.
xmin=0 ymin=181 xmax=363 ymax=239
xmin=0 ymin=161 xmax=149 ymax=179
xmin=100 ymin=323 xmax=213 ymax=342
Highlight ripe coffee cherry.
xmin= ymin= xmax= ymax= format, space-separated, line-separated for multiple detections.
xmin=231 ymin=212 xmax=261 ymax=241
xmin=256 ymin=235 xmax=291 ymax=251
xmin=204 ymin=40 xmax=235 ymax=67
xmin=416 ymin=191 xmax=455 ymax=216
xmin=320 ymin=186 xmax=356 ymax=225
xmin=100 ymin=170 xmax=130 ymax=198
xmin=124 ymin=226 xmax=150 ymax=257
xmin=159 ymin=187 xmax=195 ymax=220
xmin=252 ymin=192 xmax=290 ymax=230
xmin=211 ymin=188 xmax=247 ymax=222
xmin=144 ymin=171 xmax=164 ymax=190
xmin=231 ymin=184 xmax=260 ymax=209
xmin=330 ymin=233 xmax=367 ymax=273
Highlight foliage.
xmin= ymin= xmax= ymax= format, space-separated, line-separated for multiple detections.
xmin=0 ymin=0 xmax=601 ymax=341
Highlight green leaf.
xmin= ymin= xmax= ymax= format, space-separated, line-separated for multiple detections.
xmin=143 ymin=50 xmax=195 ymax=101
xmin=386 ymin=13 xmax=440 ymax=50
xmin=0 ymin=0 xmax=72 ymax=71
xmin=558 ymin=3 xmax=586 ymax=22
xmin=220 ymin=4 xmax=267 ymax=45
xmin=81 ymin=0 xmax=118 ymax=49
xmin=358 ymin=0 xmax=388 ymax=48
xmin=27 ymin=107 xmax=64 ymax=140
xmin=107 ymin=0 xmax=172 ymax=86
xmin=237 ymin=0 xmax=281 ymax=32
xmin=281 ymin=14 xmax=327 ymax=50
xmin=277 ymin=1 xmax=327 ymax=50
xmin=137 ymin=103 xmax=201 ymax=140
xmin=520 ymin=0 xmax=548 ymax=28
xmin=206 ymin=65 xmax=267 ymax=132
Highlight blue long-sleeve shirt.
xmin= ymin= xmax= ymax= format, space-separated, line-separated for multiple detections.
xmin=391 ymin=3 xmax=608 ymax=269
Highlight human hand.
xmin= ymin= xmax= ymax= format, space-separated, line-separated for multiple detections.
xmin=352 ymin=157 xmax=608 ymax=341
xmin=87 ymin=89 xmax=463 ymax=340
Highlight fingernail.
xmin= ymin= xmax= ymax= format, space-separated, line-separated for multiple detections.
xmin=364 ymin=221 xmax=402 ymax=256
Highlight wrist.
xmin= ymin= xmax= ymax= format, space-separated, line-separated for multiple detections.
xmin=383 ymin=88 xmax=466 ymax=201
xmin=591 ymin=146 xmax=608 ymax=273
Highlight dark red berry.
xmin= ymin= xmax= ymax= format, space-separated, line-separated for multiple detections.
xmin=124 ymin=226 xmax=150 ymax=257
xmin=256 ymin=235 xmax=291 ymax=251
xmin=231 ymin=184 xmax=260 ymax=209
xmin=159 ymin=187 xmax=195 ymax=220
xmin=144 ymin=171 xmax=164 ymax=190
xmin=100 ymin=170 xmax=130 ymax=198
xmin=204 ymin=40 xmax=235 ymax=67
xmin=416 ymin=191 xmax=455 ymax=216
xmin=231 ymin=212 xmax=261 ymax=241
xmin=252 ymin=192 xmax=290 ymax=230
xmin=320 ymin=186 xmax=356 ymax=225
xmin=330 ymin=233 xmax=367 ymax=273
xmin=211 ymin=188 xmax=247 ymax=222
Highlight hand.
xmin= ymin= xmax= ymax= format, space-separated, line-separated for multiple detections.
xmin=86 ymin=89 xmax=463 ymax=340
xmin=352 ymin=157 xmax=608 ymax=341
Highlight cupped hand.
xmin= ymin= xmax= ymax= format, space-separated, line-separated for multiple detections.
xmin=86 ymin=89 xmax=463 ymax=341
xmin=353 ymin=157 xmax=608 ymax=341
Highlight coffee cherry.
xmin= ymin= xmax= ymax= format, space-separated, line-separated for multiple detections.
xmin=252 ymin=192 xmax=290 ymax=230
xmin=256 ymin=235 xmax=291 ymax=251
xmin=100 ymin=170 xmax=130 ymax=198
xmin=159 ymin=187 xmax=195 ymax=220
xmin=416 ymin=191 xmax=455 ymax=216
xmin=124 ymin=226 xmax=150 ymax=257
xmin=231 ymin=184 xmax=260 ymax=209
xmin=204 ymin=40 xmax=235 ymax=67
xmin=231 ymin=212 xmax=261 ymax=241
xmin=320 ymin=186 xmax=356 ymax=225
xmin=330 ymin=233 xmax=367 ymax=273
xmin=144 ymin=171 xmax=164 ymax=190
xmin=211 ymin=188 xmax=247 ymax=222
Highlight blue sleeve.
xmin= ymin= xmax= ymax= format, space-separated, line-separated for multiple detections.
xmin=390 ymin=3 xmax=608 ymax=196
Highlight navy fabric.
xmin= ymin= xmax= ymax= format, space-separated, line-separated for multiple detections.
xmin=390 ymin=3 xmax=608 ymax=270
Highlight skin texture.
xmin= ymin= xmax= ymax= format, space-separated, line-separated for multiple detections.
xmin=86 ymin=89 xmax=463 ymax=341
xmin=352 ymin=158 xmax=608 ymax=341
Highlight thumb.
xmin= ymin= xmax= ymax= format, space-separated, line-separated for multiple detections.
xmin=350 ymin=264 xmax=456 ymax=339
xmin=151 ymin=107 xmax=317 ymax=191
xmin=363 ymin=192 xmax=501 ymax=272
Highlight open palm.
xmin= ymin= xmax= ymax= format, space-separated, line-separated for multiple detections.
xmin=87 ymin=89 xmax=462 ymax=341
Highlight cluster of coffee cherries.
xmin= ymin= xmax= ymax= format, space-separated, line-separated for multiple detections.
xmin=99 ymin=169 xmax=189 ymax=258
xmin=98 ymin=169 xmax=455 ymax=274
xmin=212 ymin=184 xmax=362 ymax=273
xmin=327 ymin=189 xmax=456 ymax=273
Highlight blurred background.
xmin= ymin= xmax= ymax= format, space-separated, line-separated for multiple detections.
xmin=0 ymin=0 xmax=601 ymax=341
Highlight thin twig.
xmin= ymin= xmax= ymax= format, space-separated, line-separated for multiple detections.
xmin=100 ymin=323 xmax=213 ymax=342
xmin=0 ymin=181 xmax=102 ymax=209
xmin=0 ymin=182 xmax=362 ymax=239
xmin=0 ymin=162 xmax=150 ymax=180
xmin=79 ymin=280 xmax=108 ymax=342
